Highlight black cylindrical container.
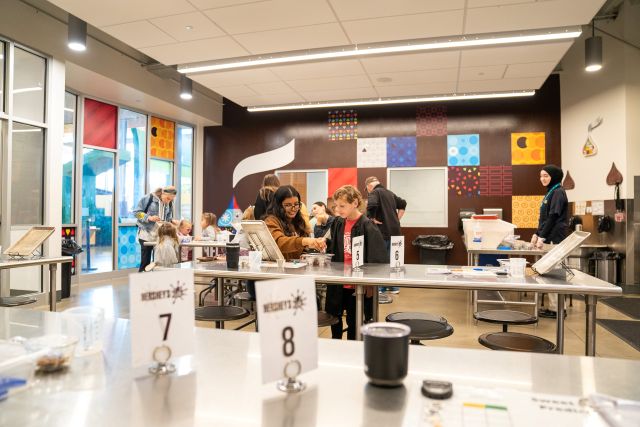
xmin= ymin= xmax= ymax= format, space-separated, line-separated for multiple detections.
xmin=226 ymin=242 xmax=240 ymax=269
xmin=361 ymin=322 xmax=410 ymax=387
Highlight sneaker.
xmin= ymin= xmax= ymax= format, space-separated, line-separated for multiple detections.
xmin=538 ymin=309 xmax=567 ymax=319
xmin=387 ymin=287 xmax=400 ymax=294
xmin=379 ymin=287 xmax=388 ymax=293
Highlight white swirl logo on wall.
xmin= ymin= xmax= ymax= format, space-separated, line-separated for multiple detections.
xmin=219 ymin=139 xmax=296 ymax=227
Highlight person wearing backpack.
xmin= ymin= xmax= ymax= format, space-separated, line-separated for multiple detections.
xmin=133 ymin=186 xmax=179 ymax=272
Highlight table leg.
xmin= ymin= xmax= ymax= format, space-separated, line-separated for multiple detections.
xmin=355 ymin=285 xmax=364 ymax=341
xmin=372 ymin=286 xmax=379 ymax=322
xmin=555 ymin=294 xmax=565 ymax=354
xmin=49 ymin=263 xmax=57 ymax=312
xmin=216 ymin=277 xmax=224 ymax=329
xmin=585 ymin=295 xmax=597 ymax=356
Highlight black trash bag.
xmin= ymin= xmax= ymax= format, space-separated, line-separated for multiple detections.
xmin=61 ymin=238 xmax=83 ymax=255
xmin=412 ymin=235 xmax=454 ymax=250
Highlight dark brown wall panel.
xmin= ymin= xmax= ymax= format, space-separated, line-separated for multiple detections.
xmin=204 ymin=76 xmax=561 ymax=264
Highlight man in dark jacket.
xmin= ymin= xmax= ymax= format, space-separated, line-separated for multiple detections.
xmin=365 ymin=176 xmax=407 ymax=294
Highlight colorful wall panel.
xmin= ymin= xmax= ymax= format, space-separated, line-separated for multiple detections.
xmin=387 ymin=137 xmax=416 ymax=167
xmin=448 ymin=167 xmax=480 ymax=197
xmin=117 ymin=226 xmax=140 ymax=270
xmin=357 ymin=137 xmax=387 ymax=168
xmin=328 ymin=110 xmax=357 ymax=141
xmin=479 ymin=166 xmax=513 ymax=197
xmin=511 ymin=196 xmax=544 ymax=229
xmin=328 ymin=168 xmax=358 ymax=196
xmin=150 ymin=117 xmax=175 ymax=159
xmin=83 ymin=99 xmax=117 ymax=149
xmin=447 ymin=134 xmax=480 ymax=166
xmin=417 ymin=106 xmax=447 ymax=137
xmin=511 ymin=132 xmax=545 ymax=165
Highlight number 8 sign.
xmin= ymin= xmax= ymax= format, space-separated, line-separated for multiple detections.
xmin=256 ymin=277 xmax=318 ymax=384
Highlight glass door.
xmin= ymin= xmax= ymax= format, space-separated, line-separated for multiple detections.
xmin=81 ymin=148 xmax=115 ymax=273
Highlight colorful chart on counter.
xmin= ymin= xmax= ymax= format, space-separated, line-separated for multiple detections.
xmin=150 ymin=117 xmax=175 ymax=159
xmin=357 ymin=137 xmax=387 ymax=167
xmin=417 ymin=106 xmax=447 ymax=137
xmin=448 ymin=134 xmax=480 ymax=166
xmin=480 ymin=166 xmax=513 ymax=196
xmin=512 ymin=195 xmax=544 ymax=228
xmin=387 ymin=136 xmax=417 ymax=167
xmin=449 ymin=166 xmax=480 ymax=197
xmin=511 ymin=132 xmax=545 ymax=165
xmin=328 ymin=110 xmax=357 ymax=141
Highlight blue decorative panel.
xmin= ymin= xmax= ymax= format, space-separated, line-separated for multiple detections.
xmin=447 ymin=134 xmax=480 ymax=166
xmin=118 ymin=226 xmax=140 ymax=270
xmin=387 ymin=136 xmax=416 ymax=167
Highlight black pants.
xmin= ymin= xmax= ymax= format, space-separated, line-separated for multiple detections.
xmin=331 ymin=290 xmax=373 ymax=340
xmin=138 ymin=239 xmax=154 ymax=272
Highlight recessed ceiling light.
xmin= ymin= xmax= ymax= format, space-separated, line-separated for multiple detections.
xmin=178 ymin=26 xmax=581 ymax=74
xmin=247 ymin=90 xmax=535 ymax=112
xmin=185 ymin=25 xmax=193 ymax=30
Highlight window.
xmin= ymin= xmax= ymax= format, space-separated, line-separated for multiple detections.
xmin=117 ymin=108 xmax=146 ymax=223
xmin=177 ymin=124 xmax=193 ymax=220
xmin=11 ymin=123 xmax=44 ymax=225
xmin=0 ymin=42 xmax=5 ymax=112
xmin=149 ymin=159 xmax=173 ymax=191
xmin=12 ymin=47 xmax=46 ymax=124
xmin=388 ymin=167 xmax=448 ymax=227
xmin=276 ymin=170 xmax=328 ymax=208
xmin=62 ymin=92 xmax=77 ymax=224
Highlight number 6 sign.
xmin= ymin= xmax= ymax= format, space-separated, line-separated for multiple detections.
xmin=256 ymin=277 xmax=318 ymax=386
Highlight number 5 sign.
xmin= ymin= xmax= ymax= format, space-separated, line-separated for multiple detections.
xmin=129 ymin=269 xmax=195 ymax=369
xmin=256 ymin=277 xmax=318 ymax=386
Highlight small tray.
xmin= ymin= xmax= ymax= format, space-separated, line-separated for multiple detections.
xmin=3 ymin=227 xmax=55 ymax=257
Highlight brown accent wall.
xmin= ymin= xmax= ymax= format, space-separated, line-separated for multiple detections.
xmin=204 ymin=76 xmax=561 ymax=265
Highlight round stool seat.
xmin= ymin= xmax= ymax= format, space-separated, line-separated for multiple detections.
xmin=317 ymin=311 xmax=339 ymax=327
xmin=474 ymin=310 xmax=537 ymax=325
xmin=233 ymin=291 xmax=255 ymax=303
xmin=195 ymin=305 xmax=250 ymax=322
xmin=479 ymin=332 xmax=556 ymax=353
xmin=378 ymin=293 xmax=393 ymax=304
xmin=385 ymin=312 xmax=453 ymax=341
xmin=0 ymin=295 xmax=37 ymax=307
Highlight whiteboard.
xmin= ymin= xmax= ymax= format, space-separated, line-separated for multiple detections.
xmin=387 ymin=167 xmax=448 ymax=227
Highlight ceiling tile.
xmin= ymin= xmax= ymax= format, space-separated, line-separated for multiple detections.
xmin=287 ymin=75 xmax=371 ymax=92
xmin=360 ymin=51 xmax=460 ymax=74
xmin=375 ymin=82 xmax=457 ymax=97
xmin=458 ymin=65 xmax=507 ymax=81
xmin=191 ymin=68 xmax=281 ymax=88
xmin=200 ymin=85 xmax=258 ymax=98
xmin=328 ymin=0 xmax=464 ymax=21
xmin=504 ymin=62 xmax=557 ymax=78
xmin=467 ymin=0 xmax=534 ymax=7
xmin=300 ymin=87 xmax=379 ymax=102
xmin=460 ymin=41 xmax=573 ymax=67
xmin=270 ymin=60 xmax=366 ymax=80
xmin=342 ymin=10 xmax=464 ymax=44
xmin=234 ymin=23 xmax=349 ymax=55
xmin=150 ymin=12 xmax=225 ymax=41
xmin=140 ymin=37 xmax=250 ymax=65
xmin=247 ymin=81 xmax=296 ymax=96
xmin=464 ymin=0 xmax=606 ymax=34
xmin=48 ymin=0 xmax=195 ymax=27
xmin=457 ymin=76 xmax=545 ymax=92
xmin=189 ymin=0 xmax=269 ymax=9
xmin=231 ymin=93 xmax=307 ymax=107
xmin=203 ymin=0 xmax=336 ymax=34
xmin=101 ymin=21 xmax=175 ymax=48
xmin=370 ymin=68 xmax=458 ymax=86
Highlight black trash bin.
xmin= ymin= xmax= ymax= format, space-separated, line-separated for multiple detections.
xmin=61 ymin=239 xmax=83 ymax=299
xmin=412 ymin=235 xmax=454 ymax=265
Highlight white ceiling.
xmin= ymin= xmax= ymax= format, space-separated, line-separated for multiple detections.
xmin=47 ymin=0 xmax=605 ymax=107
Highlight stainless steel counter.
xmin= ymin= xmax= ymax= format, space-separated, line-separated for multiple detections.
xmin=466 ymin=248 xmax=546 ymax=266
xmin=1 ymin=308 xmax=638 ymax=427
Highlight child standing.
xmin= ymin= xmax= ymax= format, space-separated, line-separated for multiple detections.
xmin=325 ymin=185 xmax=387 ymax=340
xmin=177 ymin=219 xmax=193 ymax=261
xmin=154 ymin=222 xmax=179 ymax=267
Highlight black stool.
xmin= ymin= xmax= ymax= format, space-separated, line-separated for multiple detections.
xmin=195 ymin=305 xmax=250 ymax=329
xmin=318 ymin=311 xmax=339 ymax=327
xmin=0 ymin=295 xmax=37 ymax=307
xmin=385 ymin=312 xmax=453 ymax=345
xmin=475 ymin=309 xmax=556 ymax=353
xmin=233 ymin=292 xmax=258 ymax=331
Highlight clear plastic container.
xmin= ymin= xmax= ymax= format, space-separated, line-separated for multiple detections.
xmin=25 ymin=335 xmax=78 ymax=373
xmin=300 ymin=253 xmax=334 ymax=267
xmin=0 ymin=340 xmax=39 ymax=397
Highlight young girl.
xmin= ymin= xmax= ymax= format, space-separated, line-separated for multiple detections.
xmin=177 ymin=219 xmax=193 ymax=261
xmin=154 ymin=222 xmax=179 ymax=267
xmin=196 ymin=212 xmax=220 ymax=241
xmin=325 ymin=185 xmax=387 ymax=340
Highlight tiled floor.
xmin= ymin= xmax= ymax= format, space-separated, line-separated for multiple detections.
xmin=56 ymin=277 xmax=640 ymax=360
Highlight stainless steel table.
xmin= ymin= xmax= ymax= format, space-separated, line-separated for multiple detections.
xmin=178 ymin=262 xmax=621 ymax=356
xmin=0 ymin=256 xmax=73 ymax=312
xmin=0 ymin=308 xmax=638 ymax=427
xmin=466 ymin=248 xmax=546 ymax=266
xmin=143 ymin=241 xmax=229 ymax=248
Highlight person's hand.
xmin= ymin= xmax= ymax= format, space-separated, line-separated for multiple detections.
xmin=372 ymin=219 xmax=383 ymax=225
xmin=530 ymin=234 xmax=538 ymax=245
xmin=303 ymin=237 xmax=326 ymax=251
xmin=316 ymin=213 xmax=328 ymax=225
xmin=171 ymin=219 xmax=180 ymax=225
xmin=535 ymin=237 xmax=545 ymax=249
xmin=148 ymin=215 xmax=160 ymax=222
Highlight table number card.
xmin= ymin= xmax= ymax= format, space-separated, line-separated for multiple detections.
xmin=129 ymin=269 xmax=195 ymax=368
xmin=256 ymin=277 xmax=318 ymax=384
xmin=390 ymin=236 xmax=405 ymax=269
xmin=352 ymin=235 xmax=364 ymax=270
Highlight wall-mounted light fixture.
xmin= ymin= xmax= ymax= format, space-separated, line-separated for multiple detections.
xmin=180 ymin=75 xmax=193 ymax=100
xmin=585 ymin=21 xmax=602 ymax=72
xmin=67 ymin=14 xmax=87 ymax=52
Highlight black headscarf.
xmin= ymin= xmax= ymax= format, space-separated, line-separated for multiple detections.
xmin=542 ymin=164 xmax=563 ymax=191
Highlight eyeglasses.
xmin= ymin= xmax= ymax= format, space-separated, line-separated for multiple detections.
xmin=283 ymin=203 xmax=301 ymax=210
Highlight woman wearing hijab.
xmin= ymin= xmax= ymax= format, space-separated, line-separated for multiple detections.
xmin=532 ymin=164 xmax=569 ymax=318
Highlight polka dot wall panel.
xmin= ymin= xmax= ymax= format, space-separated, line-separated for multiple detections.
xmin=447 ymin=134 xmax=480 ymax=166
xmin=150 ymin=117 xmax=175 ymax=160
xmin=387 ymin=136 xmax=417 ymax=167
xmin=511 ymin=132 xmax=545 ymax=165
xmin=117 ymin=226 xmax=141 ymax=270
